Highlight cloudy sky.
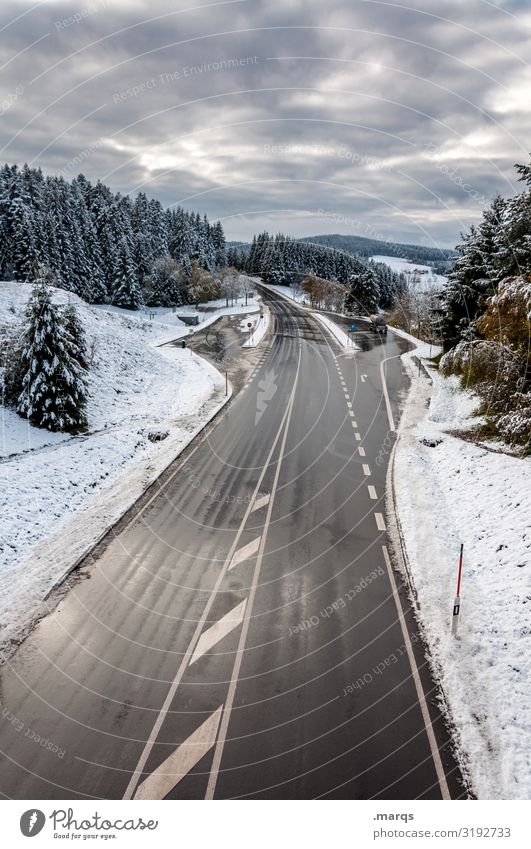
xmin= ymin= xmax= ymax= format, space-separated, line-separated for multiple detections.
xmin=1 ymin=0 xmax=530 ymax=247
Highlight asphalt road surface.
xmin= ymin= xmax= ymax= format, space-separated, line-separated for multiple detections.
xmin=0 ymin=291 xmax=466 ymax=800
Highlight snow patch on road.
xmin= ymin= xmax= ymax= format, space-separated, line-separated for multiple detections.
xmin=392 ymin=342 xmax=531 ymax=799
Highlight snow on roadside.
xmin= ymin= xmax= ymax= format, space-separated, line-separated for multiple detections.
xmin=241 ymin=308 xmax=269 ymax=347
xmin=257 ymin=280 xmax=358 ymax=350
xmin=391 ymin=341 xmax=531 ymax=799
xmin=0 ymin=281 xmax=229 ymax=654
xmin=312 ymin=312 xmax=359 ymax=350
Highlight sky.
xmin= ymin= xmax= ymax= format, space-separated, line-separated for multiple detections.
xmin=1 ymin=0 xmax=530 ymax=248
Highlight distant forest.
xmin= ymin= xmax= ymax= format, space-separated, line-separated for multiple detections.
xmin=228 ymin=233 xmax=456 ymax=269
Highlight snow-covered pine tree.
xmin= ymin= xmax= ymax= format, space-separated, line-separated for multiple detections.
xmin=62 ymin=301 xmax=88 ymax=369
xmin=17 ymin=269 xmax=88 ymax=432
xmin=111 ymin=237 xmax=143 ymax=309
xmin=345 ymin=266 xmax=380 ymax=314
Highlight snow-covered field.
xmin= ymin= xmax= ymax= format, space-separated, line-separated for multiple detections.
xmin=371 ymin=255 xmax=447 ymax=289
xmin=391 ymin=336 xmax=531 ymax=799
xmin=0 ymin=281 xmax=231 ymax=654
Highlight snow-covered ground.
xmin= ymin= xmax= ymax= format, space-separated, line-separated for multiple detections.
xmin=0 ymin=281 xmax=233 ymax=654
xmin=262 ymin=283 xmax=310 ymax=305
xmin=93 ymin=299 xmax=259 ymax=347
xmin=371 ymin=255 xmax=447 ymax=289
xmin=241 ymin=308 xmax=270 ymax=347
xmin=391 ymin=338 xmax=531 ymax=799
xmin=312 ymin=313 xmax=358 ymax=350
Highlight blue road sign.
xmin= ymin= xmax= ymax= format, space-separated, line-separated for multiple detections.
xmin=350 ymin=323 xmax=357 ymax=331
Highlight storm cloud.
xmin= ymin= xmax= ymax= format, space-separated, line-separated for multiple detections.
xmin=1 ymin=0 xmax=530 ymax=247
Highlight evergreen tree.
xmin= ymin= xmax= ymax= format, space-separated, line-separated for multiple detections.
xmin=17 ymin=270 xmax=88 ymax=432
xmin=111 ymin=237 xmax=143 ymax=309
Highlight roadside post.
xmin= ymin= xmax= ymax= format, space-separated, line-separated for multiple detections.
xmin=189 ymin=327 xmax=193 ymax=356
xmin=350 ymin=322 xmax=357 ymax=348
xmin=451 ymin=544 xmax=464 ymax=635
xmin=225 ymin=371 xmax=228 ymax=396
xmin=247 ymin=320 xmax=253 ymax=345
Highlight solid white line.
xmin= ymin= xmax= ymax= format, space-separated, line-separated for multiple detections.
xmin=355 ymin=432 xmax=361 ymax=441
xmin=382 ymin=546 xmax=450 ymax=799
xmin=368 ymin=485 xmax=377 ymax=500
xmin=380 ymin=357 xmax=397 ymax=433
xmin=251 ymin=493 xmax=270 ymax=513
xmin=229 ymin=536 xmax=261 ymax=570
xmin=189 ymin=600 xmax=247 ymax=665
xmin=358 ymin=447 xmax=366 ymax=456
xmin=375 ymin=512 xmax=386 ymax=531
xmin=363 ymin=463 xmax=371 ymax=476
xmin=123 ymin=378 xmax=296 ymax=800
xmin=205 ymin=342 xmax=302 ymax=799
xmin=134 ymin=706 xmax=223 ymax=800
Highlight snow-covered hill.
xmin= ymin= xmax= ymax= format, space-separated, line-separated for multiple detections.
xmin=0 ymin=281 xmax=227 ymax=653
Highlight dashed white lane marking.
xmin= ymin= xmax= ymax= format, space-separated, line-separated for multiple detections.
xmin=251 ymin=493 xmax=270 ymax=513
xmin=375 ymin=512 xmax=386 ymax=531
xmin=354 ymin=432 xmax=361 ymax=441
xmin=358 ymin=447 xmax=366 ymax=456
xmin=362 ymin=463 xmax=371 ymax=475
xmin=348 ymin=410 xmax=355 ymax=417
xmin=229 ymin=536 xmax=261 ymax=570
xmin=381 ymin=546 xmax=451 ymax=799
xmin=189 ymin=599 xmax=247 ymax=665
xmin=347 ymin=402 xmax=353 ymax=409
xmin=134 ymin=706 xmax=224 ymax=800
xmin=351 ymin=420 xmax=358 ymax=428
xmin=368 ymin=485 xmax=377 ymax=500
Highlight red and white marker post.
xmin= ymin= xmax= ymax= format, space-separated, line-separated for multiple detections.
xmin=451 ymin=543 xmax=464 ymax=635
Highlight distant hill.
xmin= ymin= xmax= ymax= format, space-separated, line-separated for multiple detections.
xmin=228 ymin=234 xmax=457 ymax=269
xmin=300 ymin=234 xmax=456 ymax=265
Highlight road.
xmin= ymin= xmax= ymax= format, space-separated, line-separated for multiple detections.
xmin=0 ymin=291 xmax=465 ymax=799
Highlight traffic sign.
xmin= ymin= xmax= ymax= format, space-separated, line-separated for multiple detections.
xmin=350 ymin=323 xmax=357 ymax=331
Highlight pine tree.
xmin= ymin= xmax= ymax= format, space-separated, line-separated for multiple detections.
xmin=111 ymin=237 xmax=143 ymax=309
xmin=17 ymin=270 xmax=88 ymax=432
xmin=63 ymin=301 xmax=88 ymax=369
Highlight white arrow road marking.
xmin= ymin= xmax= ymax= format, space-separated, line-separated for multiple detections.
xmin=375 ymin=513 xmax=386 ymax=531
xmin=363 ymin=464 xmax=371 ymax=476
xmin=189 ymin=600 xmax=247 ymax=666
xmin=251 ymin=493 xmax=270 ymax=513
xmin=368 ymin=485 xmax=377 ymax=500
xmin=361 ymin=373 xmax=368 ymax=382
xmin=134 ymin=706 xmax=224 ymax=800
xmin=229 ymin=536 xmax=261 ymax=570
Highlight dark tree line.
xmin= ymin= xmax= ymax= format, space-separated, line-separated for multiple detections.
xmin=227 ymin=232 xmax=406 ymax=312
xmin=0 ymin=163 xmax=226 ymax=309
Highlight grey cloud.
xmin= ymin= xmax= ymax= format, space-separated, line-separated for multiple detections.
xmin=1 ymin=0 xmax=530 ymax=247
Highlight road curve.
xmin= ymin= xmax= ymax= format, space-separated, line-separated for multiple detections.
xmin=0 ymin=292 xmax=465 ymax=800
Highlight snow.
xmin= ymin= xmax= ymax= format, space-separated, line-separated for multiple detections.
xmin=391 ymin=339 xmax=531 ymax=799
xmin=371 ymin=255 xmax=447 ymax=289
xmin=312 ymin=313 xmax=359 ymax=350
xmin=241 ymin=307 xmax=270 ymax=347
xmin=257 ymin=280 xmax=357 ymax=350
xmin=0 ymin=281 xmax=231 ymax=655
xmin=91 ymin=300 xmax=259 ymax=347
